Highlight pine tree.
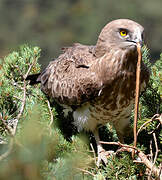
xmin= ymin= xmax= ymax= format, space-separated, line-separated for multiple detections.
xmin=0 ymin=45 xmax=161 ymax=180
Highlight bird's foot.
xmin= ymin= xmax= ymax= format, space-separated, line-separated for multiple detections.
xmin=97 ymin=150 xmax=114 ymax=167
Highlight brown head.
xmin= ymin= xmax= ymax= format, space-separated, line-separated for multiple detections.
xmin=95 ymin=19 xmax=144 ymax=57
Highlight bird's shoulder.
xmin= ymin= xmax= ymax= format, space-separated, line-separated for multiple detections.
xmin=57 ymin=43 xmax=96 ymax=68
xmin=39 ymin=43 xmax=103 ymax=105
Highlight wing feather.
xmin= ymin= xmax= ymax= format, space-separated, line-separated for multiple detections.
xmin=39 ymin=43 xmax=103 ymax=105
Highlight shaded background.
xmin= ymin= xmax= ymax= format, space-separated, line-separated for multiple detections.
xmin=0 ymin=0 xmax=162 ymax=67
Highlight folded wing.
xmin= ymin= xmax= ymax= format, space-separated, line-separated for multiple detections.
xmin=38 ymin=43 xmax=103 ymax=105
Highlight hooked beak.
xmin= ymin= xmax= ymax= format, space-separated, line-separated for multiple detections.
xmin=133 ymin=38 xmax=143 ymax=47
xmin=126 ymin=38 xmax=143 ymax=49
xmin=132 ymin=29 xmax=144 ymax=47
xmin=127 ymin=38 xmax=144 ymax=47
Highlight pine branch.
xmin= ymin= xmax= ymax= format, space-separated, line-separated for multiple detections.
xmin=100 ymin=141 xmax=161 ymax=178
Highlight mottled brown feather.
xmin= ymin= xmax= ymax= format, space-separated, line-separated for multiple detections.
xmin=30 ymin=19 xmax=150 ymax=146
xmin=39 ymin=43 xmax=102 ymax=105
xmin=39 ymin=43 xmax=149 ymax=107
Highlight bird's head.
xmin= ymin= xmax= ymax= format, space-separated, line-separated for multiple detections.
xmin=95 ymin=19 xmax=144 ymax=57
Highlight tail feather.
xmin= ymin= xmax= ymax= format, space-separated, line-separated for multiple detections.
xmin=26 ymin=73 xmax=41 ymax=85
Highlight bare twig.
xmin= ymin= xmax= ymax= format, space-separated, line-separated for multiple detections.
xmin=148 ymin=122 xmax=161 ymax=135
xmin=13 ymin=57 xmax=37 ymax=135
xmin=47 ymin=100 xmax=54 ymax=135
xmin=133 ymin=43 xmax=142 ymax=158
xmin=13 ymin=95 xmax=23 ymax=101
xmin=137 ymin=114 xmax=161 ymax=136
xmin=149 ymin=140 xmax=153 ymax=163
xmin=158 ymin=114 xmax=162 ymax=125
xmin=47 ymin=100 xmax=54 ymax=127
xmin=12 ymin=80 xmax=26 ymax=135
xmin=99 ymin=141 xmax=137 ymax=151
xmin=148 ymin=132 xmax=159 ymax=179
xmin=151 ymin=133 xmax=159 ymax=175
xmin=14 ymin=65 xmax=24 ymax=77
xmin=138 ymin=150 xmax=161 ymax=178
xmin=99 ymin=141 xmax=161 ymax=178
xmin=90 ymin=143 xmax=97 ymax=165
xmin=76 ymin=168 xmax=95 ymax=177
xmin=23 ymin=56 xmax=37 ymax=80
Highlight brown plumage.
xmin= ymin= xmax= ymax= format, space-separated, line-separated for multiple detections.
xmin=27 ymin=19 xmax=150 ymax=166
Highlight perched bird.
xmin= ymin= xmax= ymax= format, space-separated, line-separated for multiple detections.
xmin=27 ymin=19 xmax=149 ymax=166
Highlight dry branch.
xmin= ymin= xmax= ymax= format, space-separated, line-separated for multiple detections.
xmin=23 ymin=56 xmax=37 ymax=80
xmin=99 ymin=141 xmax=161 ymax=178
xmin=12 ymin=80 xmax=26 ymax=135
xmin=90 ymin=143 xmax=97 ymax=165
xmin=47 ymin=99 xmax=54 ymax=136
xmin=76 ymin=168 xmax=95 ymax=177
xmin=137 ymin=114 xmax=161 ymax=136
xmin=47 ymin=100 xmax=54 ymax=128
xmin=12 ymin=55 xmax=38 ymax=135
xmin=150 ymin=133 xmax=159 ymax=174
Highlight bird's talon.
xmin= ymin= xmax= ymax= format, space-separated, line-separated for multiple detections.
xmin=97 ymin=150 xmax=114 ymax=167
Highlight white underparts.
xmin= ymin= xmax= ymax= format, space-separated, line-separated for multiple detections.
xmin=73 ymin=103 xmax=95 ymax=131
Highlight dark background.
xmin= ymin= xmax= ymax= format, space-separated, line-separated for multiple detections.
xmin=0 ymin=0 xmax=162 ymax=67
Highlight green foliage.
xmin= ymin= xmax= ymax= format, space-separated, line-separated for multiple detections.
xmin=0 ymin=45 xmax=161 ymax=179
xmin=139 ymin=46 xmax=161 ymax=118
xmin=0 ymin=45 xmax=41 ymax=136
xmin=104 ymin=153 xmax=146 ymax=179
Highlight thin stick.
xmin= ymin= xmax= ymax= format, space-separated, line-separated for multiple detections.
xmin=150 ymin=140 xmax=153 ymax=163
xmin=47 ymin=100 xmax=54 ymax=127
xmin=148 ymin=133 xmax=159 ymax=179
xmin=99 ymin=141 xmax=161 ymax=178
xmin=13 ymin=55 xmax=37 ymax=135
xmin=47 ymin=100 xmax=54 ymax=136
xmin=99 ymin=141 xmax=137 ymax=151
xmin=133 ymin=43 xmax=142 ymax=158
xmin=76 ymin=168 xmax=95 ymax=177
xmin=23 ymin=56 xmax=37 ymax=80
xmin=90 ymin=143 xmax=97 ymax=165
xmin=137 ymin=114 xmax=160 ymax=136
xmin=158 ymin=114 xmax=162 ymax=125
xmin=152 ymin=133 xmax=159 ymax=165
xmin=12 ymin=80 xmax=26 ymax=135
xmin=138 ymin=151 xmax=160 ymax=178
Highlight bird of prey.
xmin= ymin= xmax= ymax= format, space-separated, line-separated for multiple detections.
xmin=27 ymin=19 xmax=149 ymax=166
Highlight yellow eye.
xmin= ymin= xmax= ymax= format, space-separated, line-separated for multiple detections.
xmin=120 ymin=30 xmax=127 ymax=37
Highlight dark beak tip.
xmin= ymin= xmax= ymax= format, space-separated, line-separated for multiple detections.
xmin=139 ymin=41 xmax=144 ymax=47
